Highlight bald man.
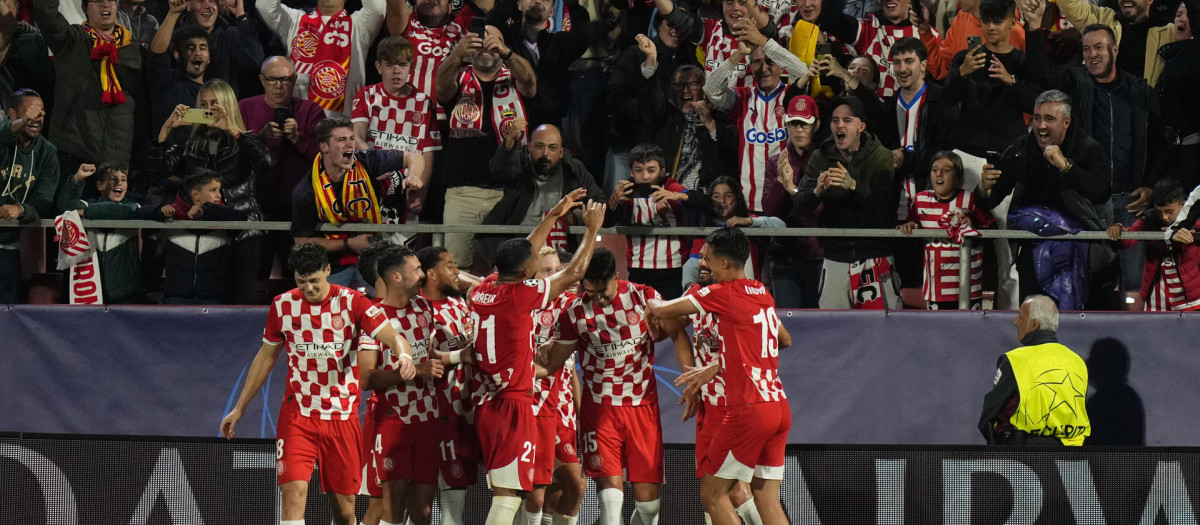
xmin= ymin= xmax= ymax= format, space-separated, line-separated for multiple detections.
xmin=477 ymin=124 xmax=616 ymax=265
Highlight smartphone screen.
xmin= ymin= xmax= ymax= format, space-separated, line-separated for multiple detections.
xmin=469 ymin=17 xmax=486 ymax=37
xmin=630 ymin=182 xmax=654 ymax=198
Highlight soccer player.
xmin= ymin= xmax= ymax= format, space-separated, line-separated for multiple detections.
xmin=470 ymin=188 xmax=606 ymax=525
xmin=646 ymin=228 xmax=792 ymax=525
xmin=542 ymin=247 xmax=695 ymax=525
xmin=220 ymin=243 xmax=417 ymax=525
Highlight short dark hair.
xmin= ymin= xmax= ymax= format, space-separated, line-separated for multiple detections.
xmin=582 ymin=248 xmax=617 ymax=283
xmin=1154 ymin=178 xmax=1186 ymax=207
xmin=555 ymin=247 xmax=573 ymax=265
xmin=889 ymin=36 xmax=928 ymax=61
xmin=673 ymin=64 xmax=704 ymax=82
xmin=183 ymin=168 xmax=220 ymax=194
xmin=495 ymin=239 xmax=534 ymax=277
xmin=978 ymin=0 xmax=1016 ymax=23
xmin=96 ymin=162 xmax=128 ymax=185
xmin=628 ymin=143 xmax=667 ymax=172
xmin=376 ymin=35 xmax=415 ymax=65
xmin=316 ymin=117 xmax=354 ymax=143
xmin=376 ymin=245 xmax=418 ymax=281
xmin=7 ymin=88 xmax=40 ymax=111
xmin=1081 ymin=23 xmax=1117 ymax=46
xmin=289 ymin=242 xmax=330 ymax=276
xmin=417 ymin=245 xmax=450 ymax=273
xmin=705 ymin=227 xmax=750 ymax=267
xmin=358 ymin=239 xmax=398 ymax=286
xmin=171 ymin=25 xmax=210 ymax=60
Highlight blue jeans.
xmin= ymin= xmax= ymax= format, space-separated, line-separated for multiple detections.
xmin=770 ymin=259 xmax=822 ymax=309
xmin=328 ymin=264 xmax=374 ymax=297
xmin=1112 ymin=192 xmax=1146 ymax=291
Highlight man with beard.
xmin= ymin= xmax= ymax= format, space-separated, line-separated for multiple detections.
xmin=0 ymin=89 xmax=60 ymax=303
xmin=653 ymin=0 xmax=778 ymax=88
xmin=818 ymin=0 xmax=944 ymax=97
xmin=435 ymin=25 xmax=535 ymax=270
xmin=149 ymin=0 xmax=212 ymax=145
xmin=486 ymin=0 xmax=593 ymax=129
xmin=1049 ymin=0 xmax=1176 ymax=84
xmin=386 ymin=0 xmax=495 ymax=100
xmin=171 ymin=0 xmax=265 ymax=97
xmin=649 ymin=65 xmax=737 ymax=198
xmin=1022 ymin=17 xmax=1167 ymax=310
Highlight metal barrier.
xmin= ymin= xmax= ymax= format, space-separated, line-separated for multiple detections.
xmin=1 ymin=219 xmax=1167 ymax=309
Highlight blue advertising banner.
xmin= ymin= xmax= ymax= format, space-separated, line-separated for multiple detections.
xmin=2 ymin=306 xmax=1197 ymax=446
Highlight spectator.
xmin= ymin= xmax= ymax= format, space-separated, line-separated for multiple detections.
xmin=239 ymin=56 xmax=325 ymax=278
xmin=0 ymin=89 xmax=59 ymax=304
xmin=257 ymin=0 xmax=386 ymax=115
xmin=653 ymin=0 xmax=779 ymax=88
xmin=350 ymin=36 xmax=439 ymax=235
xmin=117 ymin=0 xmax=159 ymax=44
xmin=897 ymin=151 xmax=995 ymax=309
xmin=385 ymin=0 xmax=493 ymax=100
xmin=1155 ymin=0 xmax=1200 ymax=188
xmin=846 ymin=55 xmax=879 ymax=93
xmin=435 ymin=25 xmax=536 ymax=270
xmin=478 ymin=124 xmax=611 ymax=264
xmin=609 ymin=143 xmax=688 ymax=299
xmin=149 ymin=80 xmax=274 ymax=304
xmin=681 ymin=176 xmax=785 ymax=288
xmin=788 ymin=0 xmax=856 ymax=100
xmin=164 ymin=0 xmax=264 ymax=98
xmin=34 ymin=0 xmax=146 ymax=176
xmin=763 ymin=95 xmax=823 ymax=308
xmin=795 ymin=96 xmax=902 ymax=309
xmin=1108 ymin=177 xmax=1200 ymax=311
xmin=153 ymin=169 xmax=250 ymax=304
xmin=1022 ymin=20 xmax=1167 ymax=310
xmin=149 ymin=6 xmax=211 ymax=145
xmin=59 ymin=162 xmax=147 ymax=304
xmin=704 ymin=27 xmax=809 ymax=214
xmin=291 ymin=117 xmax=420 ymax=289
xmin=488 ymin=0 xmax=594 ymax=129
xmin=647 ymin=65 xmax=736 ymax=198
xmin=924 ymin=0 xmax=1026 ymax=79
xmin=0 ymin=2 xmax=54 ymax=108
xmin=817 ymin=0 xmax=943 ymax=97
xmin=1051 ymin=0 xmax=1175 ymax=85
xmin=978 ymin=89 xmax=1114 ymax=309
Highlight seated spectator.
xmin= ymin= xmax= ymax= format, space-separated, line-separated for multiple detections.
xmin=817 ymin=0 xmax=943 ymax=97
xmin=647 ymin=65 xmax=737 ymax=197
xmin=1108 ymin=177 xmax=1200 ymax=311
xmin=795 ymin=96 xmax=902 ymax=309
xmin=653 ymin=0 xmax=779 ymax=88
xmin=0 ymin=89 xmax=59 ymax=303
xmin=0 ymin=3 xmax=54 ymax=109
xmin=239 ymin=56 xmax=325 ymax=277
xmin=351 ymin=36 xmax=438 ymax=234
xmin=979 ymin=89 xmax=1114 ymax=310
xmin=1051 ymin=0 xmax=1175 ymax=85
xmin=609 ymin=143 xmax=688 ymax=299
xmin=257 ymin=0 xmax=386 ymax=115
xmin=149 ymin=10 xmax=211 ymax=145
xmin=154 ymin=169 xmax=250 ymax=304
xmin=148 ymin=79 xmax=273 ymax=304
xmin=59 ymin=162 xmax=148 ymax=304
xmin=435 ymin=25 xmax=536 ymax=270
xmin=681 ymin=176 xmax=785 ymax=289
xmin=924 ymin=0 xmax=1026 ymax=79
xmin=898 ymin=151 xmax=995 ymax=309
xmin=763 ymin=95 xmax=824 ymax=308
xmin=117 ymin=0 xmax=159 ymax=45
xmin=291 ymin=117 xmax=419 ymax=290
xmin=704 ymin=26 xmax=809 ymax=214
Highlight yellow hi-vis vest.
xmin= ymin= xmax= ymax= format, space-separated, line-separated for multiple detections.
xmin=1006 ymin=343 xmax=1092 ymax=446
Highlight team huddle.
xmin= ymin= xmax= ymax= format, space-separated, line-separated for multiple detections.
xmin=219 ymin=190 xmax=792 ymax=525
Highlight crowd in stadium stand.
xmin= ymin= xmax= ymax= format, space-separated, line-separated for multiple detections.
xmin=0 ymin=0 xmax=1198 ymax=311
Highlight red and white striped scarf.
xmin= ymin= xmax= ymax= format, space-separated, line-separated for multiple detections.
xmin=54 ymin=211 xmax=104 ymax=305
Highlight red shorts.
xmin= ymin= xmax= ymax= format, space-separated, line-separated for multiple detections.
xmin=374 ymin=414 xmax=440 ymax=485
xmin=533 ymin=414 xmax=557 ymax=485
xmin=693 ymin=403 xmax=728 ymax=478
xmin=554 ymin=422 xmax=579 ymax=465
xmin=275 ymin=399 xmax=362 ymax=495
xmin=475 ymin=394 xmax=536 ymax=491
xmin=438 ymin=411 xmax=480 ymax=489
xmin=701 ymin=400 xmax=791 ymax=482
xmin=579 ymin=399 xmax=664 ymax=483
xmin=360 ymin=398 xmax=382 ymax=497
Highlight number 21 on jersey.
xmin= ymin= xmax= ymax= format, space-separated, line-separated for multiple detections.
xmin=470 ymin=312 xmax=497 ymax=364
xmin=752 ymin=307 xmax=781 ymax=358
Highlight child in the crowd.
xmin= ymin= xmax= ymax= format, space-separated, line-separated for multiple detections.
xmin=69 ymin=163 xmax=147 ymax=304
xmin=680 ymin=177 xmax=785 ymax=290
xmin=609 ymin=143 xmax=689 ymax=299
xmin=1107 ymin=178 xmax=1200 ymax=312
xmin=898 ymin=151 xmax=995 ymax=310
xmin=155 ymin=169 xmax=248 ymax=305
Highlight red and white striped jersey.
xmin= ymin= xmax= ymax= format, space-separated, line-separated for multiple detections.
xmin=557 ymin=281 xmax=660 ymax=406
xmin=684 ymin=283 xmax=726 ymax=407
xmin=429 ymin=295 xmax=476 ymax=422
xmin=906 ymin=190 xmax=994 ymax=302
xmin=732 ymin=84 xmax=789 ymax=212
xmin=470 ymin=275 xmax=552 ymax=404
xmin=1146 ymin=256 xmax=1200 ymax=311
xmin=701 ymin=18 xmax=753 ymax=88
xmin=625 ymin=178 xmax=688 ymax=269
xmin=685 ymin=279 xmax=786 ymax=405
xmin=402 ymin=6 xmax=478 ymax=99
xmin=851 ymin=15 xmax=939 ymax=98
xmin=262 ymin=285 xmax=389 ymax=420
xmin=351 ymin=83 xmax=442 ymax=153
xmin=369 ymin=298 xmax=440 ymax=423
xmin=555 ymin=354 xmax=578 ymax=430
xmin=532 ymin=292 xmax=577 ymax=416
xmin=759 ymin=0 xmax=800 ymax=45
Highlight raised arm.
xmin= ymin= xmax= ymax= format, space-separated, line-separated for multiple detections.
xmin=385 ymin=0 xmax=411 ymax=36
xmin=703 ymin=43 xmax=748 ymax=112
xmin=545 ymin=200 xmax=607 ymax=299
xmin=437 ymin=35 xmax=476 ymax=104
xmin=485 ymin=26 xmax=537 ymax=98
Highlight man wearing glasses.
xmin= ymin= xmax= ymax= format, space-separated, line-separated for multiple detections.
xmin=238 ymin=55 xmax=326 ymax=274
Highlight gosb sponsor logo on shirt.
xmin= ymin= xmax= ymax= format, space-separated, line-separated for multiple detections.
xmin=744 ymin=127 xmax=787 ymax=144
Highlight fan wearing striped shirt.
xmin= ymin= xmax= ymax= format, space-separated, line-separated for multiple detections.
xmin=1107 ymin=178 xmax=1200 ymax=312
xmin=610 ymin=143 xmax=691 ymax=299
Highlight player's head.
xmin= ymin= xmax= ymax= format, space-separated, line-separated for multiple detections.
xmin=535 ymin=246 xmax=563 ymax=279
xmin=289 ymin=242 xmax=332 ymax=302
xmin=495 ymin=238 xmax=536 ymax=279
xmin=377 ymin=245 xmax=424 ymax=296
xmin=1153 ymin=177 xmax=1187 ymax=224
xmin=581 ymin=248 xmax=620 ymax=307
xmin=358 ymin=239 xmax=398 ymax=298
xmin=699 ymin=228 xmax=750 ymax=282
xmin=418 ymin=246 xmax=463 ymax=297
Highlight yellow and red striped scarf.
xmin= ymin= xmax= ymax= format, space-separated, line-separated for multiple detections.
xmin=311 ymin=154 xmax=381 ymax=233
xmin=84 ymin=23 xmax=132 ymax=106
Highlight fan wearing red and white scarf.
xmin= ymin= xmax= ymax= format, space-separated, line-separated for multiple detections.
xmin=83 ymin=22 xmax=133 ymax=106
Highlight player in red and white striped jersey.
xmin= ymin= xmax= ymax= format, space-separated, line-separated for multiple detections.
xmin=817 ymin=0 xmax=942 ymax=97
xmin=386 ymin=0 xmax=482 ymax=100
xmin=654 ymin=0 xmax=779 ymax=88
xmin=220 ymin=243 xmax=417 ymax=525
xmin=705 ymin=27 xmax=809 ymax=213
xmin=471 ymin=190 xmax=605 ymax=525
xmin=647 ymin=228 xmax=792 ymax=525
xmin=543 ymin=248 xmax=695 ymax=525
xmin=610 ymin=144 xmax=689 ymax=299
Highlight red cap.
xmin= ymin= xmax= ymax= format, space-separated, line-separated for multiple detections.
xmin=785 ymin=95 xmax=818 ymax=124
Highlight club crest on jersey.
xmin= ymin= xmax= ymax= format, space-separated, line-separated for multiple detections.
xmin=417 ymin=315 xmax=430 ymax=329
xmin=564 ymin=442 xmax=575 ymax=455
xmin=331 ymin=315 xmax=346 ymax=330
xmin=623 ymin=311 xmax=642 ymax=326
xmin=774 ymin=106 xmax=785 ymax=116
xmin=539 ymin=311 xmax=556 ymax=326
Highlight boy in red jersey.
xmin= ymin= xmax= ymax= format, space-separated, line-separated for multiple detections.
xmin=646 ymin=227 xmax=792 ymax=525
